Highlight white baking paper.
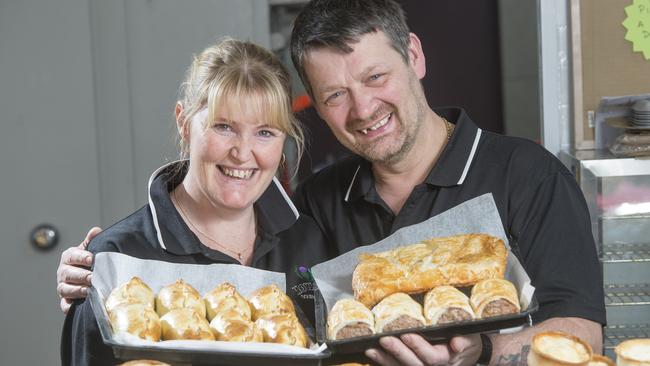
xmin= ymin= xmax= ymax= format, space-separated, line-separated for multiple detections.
xmin=92 ymin=252 xmax=327 ymax=355
xmin=311 ymin=193 xmax=535 ymax=313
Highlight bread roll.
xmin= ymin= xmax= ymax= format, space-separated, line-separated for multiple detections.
xmin=156 ymin=279 xmax=206 ymax=318
xmin=615 ymin=339 xmax=650 ymax=366
xmin=527 ymin=331 xmax=592 ymax=366
xmin=588 ymin=355 xmax=615 ymax=366
xmin=105 ymin=277 xmax=155 ymax=313
xmin=204 ymin=282 xmax=251 ymax=321
xmin=209 ymin=309 xmax=263 ymax=342
xmin=160 ymin=308 xmax=214 ymax=341
xmin=352 ymin=234 xmax=507 ymax=307
xmin=255 ymin=313 xmax=308 ymax=348
xmin=118 ymin=360 xmax=170 ymax=366
xmin=371 ymin=293 xmax=426 ymax=333
xmin=424 ymin=286 xmax=475 ymax=325
xmin=109 ymin=303 xmax=161 ymax=342
xmin=327 ymin=298 xmax=375 ymax=340
xmin=248 ymin=284 xmax=295 ymax=321
xmin=470 ymin=278 xmax=520 ymax=319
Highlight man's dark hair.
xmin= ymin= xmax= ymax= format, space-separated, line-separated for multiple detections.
xmin=290 ymin=0 xmax=410 ymax=96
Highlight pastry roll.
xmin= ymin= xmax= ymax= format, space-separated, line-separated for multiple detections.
xmin=353 ymin=234 xmax=507 ymax=307
xmin=327 ymin=298 xmax=375 ymax=340
xmin=255 ymin=313 xmax=308 ymax=348
xmin=109 ymin=303 xmax=161 ymax=342
xmin=105 ymin=277 xmax=155 ymax=313
xmin=527 ymin=331 xmax=592 ymax=366
xmin=160 ymin=308 xmax=214 ymax=341
xmin=248 ymin=284 xmax=295 ymax=321
xmin=204 ymin=282 xmax=252 ymax=321
xmin=470 ymin=278 xmax=520 ymax=319
xmin=209 ymin=309 xmax=263 ymax=342
xmin=371 ymin=293 xmax=425 ymax=333
xmin=156 ymin=279 xmax=206 ymax=318
xmin=424 ymin=286 xmax=475 ymax=325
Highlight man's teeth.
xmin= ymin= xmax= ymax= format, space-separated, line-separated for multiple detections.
xmin=221 ymin=167 xmax=253 ymax=179
xmin=360 ymin=113 xmax=391 ymax=135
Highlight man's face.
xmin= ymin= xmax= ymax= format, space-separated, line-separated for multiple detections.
xmin=303 ymin=31 xmax=428 ymax=166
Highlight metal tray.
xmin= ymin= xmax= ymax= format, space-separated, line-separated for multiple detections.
xmin=314 ymin=289 xmax=538 ymax=355
xmin=89 ymin=287 xmax=330 ymax=366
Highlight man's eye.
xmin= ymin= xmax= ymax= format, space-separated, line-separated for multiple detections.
xmin=325 ymin=91 xmax=345 ymax=106
xmin=368 ymin=74 xmax=383 ymax=82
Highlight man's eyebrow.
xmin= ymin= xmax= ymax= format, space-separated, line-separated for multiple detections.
xmin=315 ymin=65 xmax=385 ymax=96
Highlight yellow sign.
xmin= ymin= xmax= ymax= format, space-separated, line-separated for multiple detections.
xmin=623 ymin=0 xmax=650 ymax=60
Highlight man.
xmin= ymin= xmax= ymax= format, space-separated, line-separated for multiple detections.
xmin=57 ymin=0 xmax=605 ymax=364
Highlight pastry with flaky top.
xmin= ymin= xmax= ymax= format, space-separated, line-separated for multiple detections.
xmin=109 ymin=303 xmax=161 ymax=342
xmin=424 ymin=285 xmax=475 ymax=325
xmin=105 ymin=277 xmax=155 ymax=313
xmin=327 ymin=298 xmax=375 ymax=340
xmin=255 ymin=312 xmax=308 ymax=348
xmin=352 ymin=234 xmax=507 ymax=308
xmin=203 ymin=282 xmax=251 ymax=321
xmin=209 ymin=309 xmax=263 ymax=342
xmin=371 ymin=293 xmax=426 ymax=333
xmin=155 ymin=279 xmax=206 ymax=318
xmin=248 ymin=284 xmax=295 ymax=321
xmin=470 ymin=278 xmax=520 ymax=319
xmin=159 ymin=308 xmax=214 ymax=341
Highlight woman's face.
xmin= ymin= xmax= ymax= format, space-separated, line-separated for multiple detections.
xmin=182 ymin=98 xmax=286 ymax=213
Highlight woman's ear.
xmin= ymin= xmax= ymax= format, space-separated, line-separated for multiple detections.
xmin=175 ymin=101 xmax=189 ymax=141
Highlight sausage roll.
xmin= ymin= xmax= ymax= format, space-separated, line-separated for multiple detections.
xmin=159 ymin=308 xmax=214 ymax=341
xmin=248 ymin=284 xmax=295 ymax=321
xmin=371 ymin=293 xmax=426 ymax=333
xmin=105 ymin=277 xmax=155 ymax=314
xmin=209 ymin=309 xmax=263 ymax=342
xmin=470 ymin=278 xmax=520 ymax=319
xmin=423 ymin=286 xmax=475 ymax=325
xmin=353 ymin=234 xmax=507 ymax=307
xmin=255 ymin=313 xmax=308 ymax=348
xmin=327 ymin=298 xmax=375 ymax=340
xmin=155 ymin=279 xmax=206 ymax=318
xmin=109 ymin=303 xmax=161 ymax=342
xmin=204 ymin=282 xmax=252 ymax=321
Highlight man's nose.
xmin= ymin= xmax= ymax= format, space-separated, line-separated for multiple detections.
xmin=349 ymin=89 xmax=377 ymax=122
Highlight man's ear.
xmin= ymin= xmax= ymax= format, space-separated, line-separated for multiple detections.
xmin=175 ymin=101 xmax=189 ymax=141
xmin=407 ymin=33 xmax=426 ymax=79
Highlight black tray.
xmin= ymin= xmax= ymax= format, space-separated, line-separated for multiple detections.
xmin=314 ymin=289 xmax=538 ymax=355
xmin=89 ymin=287 xmax=330 ymax=366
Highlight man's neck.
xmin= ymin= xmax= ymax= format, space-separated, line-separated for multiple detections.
xmin=373 ymin=112 xmax=448 ymax=215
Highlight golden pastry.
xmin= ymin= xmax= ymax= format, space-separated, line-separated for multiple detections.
xmin=615 ymin=339 xmax=650 ymax=366
xmin=527 ymin=331 xmax=592 ymax=366
xmin=108 ymin=303 xmax=161 ymax=342
xmin=255 ymin=312 xmax=308 ymax=348
xmin=118 ymin=360 xmax=170 ymax=366
xmin=352 ymin=234 xmax=507 ymax=307
xmin=159 ymin=308 xmax=214 ymax=341
xmin=424 ymin=285 xmax=475 ymax=325
xmin=588 ymin=355 xmax=615 ymax=366
xmin=105 ymin=277 xmax=155 ymax=314
xmin=155 ymin=279 xmax=206 ymax=318
xmin=248 ymin=284 xmax=295 ymax=321
xmin=327 ymin=298 xmax=375 ymax=340
xmin=209 ymin=309 xmax=263 ymax=342
xmin=470 ymin=278 xmax=520 ymax=319
xmin=371 ymin=293 xmax=426 ymax=333
xmin=204 ymin=282 xmax=251 ymax=321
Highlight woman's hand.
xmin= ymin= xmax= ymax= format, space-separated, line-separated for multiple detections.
xmin=57 ymin=227 xmax=102 ymax=313
xmin=365 ymin=333 xmax=482 ymax=366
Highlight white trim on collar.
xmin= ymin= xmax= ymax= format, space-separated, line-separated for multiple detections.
xmin=457 ymin=128 xmax=482 ymax=185
xmin=271 ymin=176 xmax=299 ymax=220
xmin=344 ymin=164 xmax=362 ymax=202
xmin=147 ymin=161 xmax=177 ymax=250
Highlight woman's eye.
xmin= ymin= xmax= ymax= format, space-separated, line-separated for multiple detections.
xmin=213 ymin=123 xmax=232 ymax=132
xmin=257 ymin=129 xmax=276 ymax=138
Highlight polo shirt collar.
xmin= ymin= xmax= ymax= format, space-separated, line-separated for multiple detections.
xmin=147 ymin=160 xmax=299 ymax=256
xmin=343 ymin=107 xmax=483 ymax=202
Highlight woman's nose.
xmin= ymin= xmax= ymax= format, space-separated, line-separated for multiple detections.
xmin=230 ymin=135 xmax=253 ymax=162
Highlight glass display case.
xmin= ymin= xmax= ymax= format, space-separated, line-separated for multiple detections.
xmin=560 ymin=149 xmax=650 ymax=358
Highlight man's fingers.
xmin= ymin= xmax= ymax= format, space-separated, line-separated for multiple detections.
xmin=61 ymin=246 xmax=93 ymax=267
xmin=449 ymin=335 xmax=478 ymax=353
xmin=57 ymin=281 xmax=89 ymax=300
xmin=365 ymin=347 xmax=403 ymax=366
xmin=57 ymin=264 xmax=93 ymax=286
xmin=60 ymin=298 xmax=73 ymax=314
xmin=376 ymin=336 xmax=425 ymax=366
xmin=401 ymin=333 xmax=451 ymax=365
xmin=80 ymin=226 xmax=103 ymax=249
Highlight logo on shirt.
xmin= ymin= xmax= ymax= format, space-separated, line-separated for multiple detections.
xmin=291 ymin=265 xmax=315 ymax=299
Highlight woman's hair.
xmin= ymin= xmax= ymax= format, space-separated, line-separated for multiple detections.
xmin=177 ymin=38 xmax=303 ymax=164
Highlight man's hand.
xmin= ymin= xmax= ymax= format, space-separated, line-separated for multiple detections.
xmin=365 ymin=333 xmax=481 ymax=366
xmin=57 ymin=226 xmax=102 ymax=314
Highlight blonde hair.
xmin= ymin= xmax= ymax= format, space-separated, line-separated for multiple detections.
xmin=177 ymin=38 xmax=303 ymax=166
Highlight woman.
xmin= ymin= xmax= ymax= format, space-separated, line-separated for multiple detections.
xmin=60 ymin=38 xmax=330 ymax=366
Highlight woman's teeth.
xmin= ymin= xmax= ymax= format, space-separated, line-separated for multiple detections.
xmin=220 ymin=167 xmax=253 ymax=179
xmin=360 ymin=113 xmax=391 ymax=135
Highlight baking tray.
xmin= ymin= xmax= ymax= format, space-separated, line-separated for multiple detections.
xmin=89 ymin=286 xmax=330 ymax=366
xmin=314 ymin=288 xmax=538 ymax=354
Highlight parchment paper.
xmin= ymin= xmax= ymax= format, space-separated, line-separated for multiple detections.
xmin=92 ymin=252 xmax=327 ymax=355
xmin=311 ymin=193 xmax=535 ymax=313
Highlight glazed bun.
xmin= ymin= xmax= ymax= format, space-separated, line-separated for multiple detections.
xmin=528 ymin=331 xmax=592 ymax=366
xmin=105 ymin=277 xmax=155 ymax=313
xmin=156 ymin=279 xmax=206 ymax=318
xmin=109 ymin=303 xmax=161 ymax=342
xmin=615 ymin=339 xmax=650 ymax=366
xmin=204 ymin=282 xmax=252 ymax=321
xmin=255 ymin=313 xmax=308 ymax=348
xmin=160 ymin=308 xmax=214 ymax=341
xmin=209 ymin=309 xmax=263 ymax=342
xmin=248 ymin=284 xmax=295 ymax=321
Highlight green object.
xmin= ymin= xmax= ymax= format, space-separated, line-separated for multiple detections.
xmin=623 ymin=0 xmax=650 ymax=60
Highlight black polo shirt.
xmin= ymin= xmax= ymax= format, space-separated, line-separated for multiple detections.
xmin=61 ymin=161 xmax=331 ymax=366
xmin=294 ymin=107 xmax=606 ymax=326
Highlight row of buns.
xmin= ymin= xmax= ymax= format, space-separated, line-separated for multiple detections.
xmin=328 ymin=278 xmax=521 ymax=340
xmin=105 ymin=277 xmax=308 ymax=347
